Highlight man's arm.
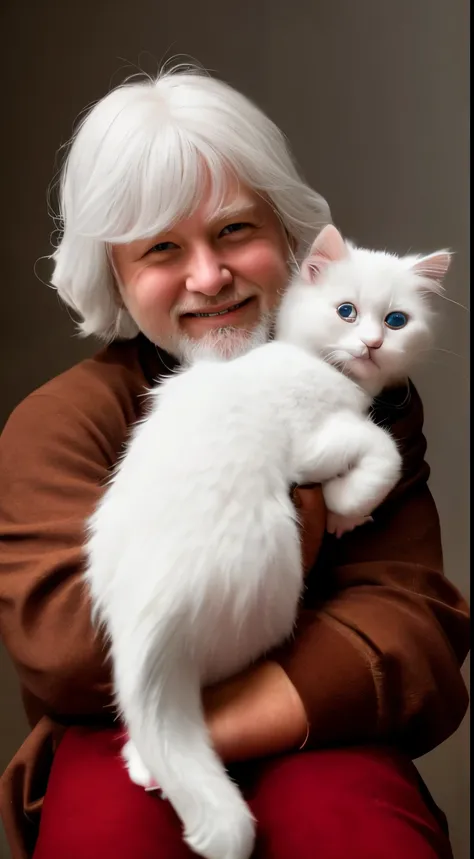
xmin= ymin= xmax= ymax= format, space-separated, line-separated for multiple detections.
xmin=204 ymin=660 xmax=308 ymax=762
xmin=0 ymin=391 xmax=116 ymax=719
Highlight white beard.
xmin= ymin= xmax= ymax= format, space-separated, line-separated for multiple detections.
xmin=170 ymin=313 xmax=275 ymax=366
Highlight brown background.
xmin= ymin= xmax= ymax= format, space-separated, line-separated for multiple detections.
xmin=0 ymin=1 xmax=469 ymax=856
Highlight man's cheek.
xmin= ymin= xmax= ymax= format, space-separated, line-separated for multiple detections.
xmin=132 ymin=274 xmax=174 ymax=320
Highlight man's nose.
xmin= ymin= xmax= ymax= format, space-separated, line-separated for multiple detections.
xmin=185 ymin=247 xmax=233 ymax=295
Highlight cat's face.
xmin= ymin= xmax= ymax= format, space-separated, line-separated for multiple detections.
xmin=293 ymin=253 xmax=437 ymax=391
xmin=278 ymin=225 xmax=450 ymax=395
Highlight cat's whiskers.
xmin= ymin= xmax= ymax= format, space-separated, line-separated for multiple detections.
xmin=435 ymin=293 xmax=470 ymax=313
xmin=417 ymin=357 xmax=468 ymax=378
xmin=418 ymin=347 xmax=463 ymax=360
xmin=323 ymin=349 xmax=349 ymax=372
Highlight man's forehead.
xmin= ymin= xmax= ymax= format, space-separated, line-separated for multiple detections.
xmin=203 ymin=189 xmax=261 ymax=224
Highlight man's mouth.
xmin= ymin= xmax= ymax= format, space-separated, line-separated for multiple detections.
xmin=183 ymin=297 xmax=253 ymax=318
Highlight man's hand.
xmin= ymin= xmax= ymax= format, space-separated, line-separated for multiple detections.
xmin=292 ymin=483 xmax=326 ymax=576
xmin=203 ymin=660 xmax=308 ymax=763
xmin=326 ymin=511 xmax=373 ymax=539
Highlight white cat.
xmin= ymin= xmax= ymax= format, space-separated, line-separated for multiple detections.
xmin=84 ymin=225 xmax=450 ymax=859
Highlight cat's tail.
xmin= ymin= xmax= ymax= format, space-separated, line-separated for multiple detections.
xmin=304 ymin=411 xmax=402 ymax=518
xmin=114 ymin=626 xmax=255 ymax=859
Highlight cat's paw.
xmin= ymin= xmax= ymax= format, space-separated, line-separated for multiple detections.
xmin=121 ymin=739 xmax=164 ymax=795
xmin=326 ymin=511 xmax=373 ymax=539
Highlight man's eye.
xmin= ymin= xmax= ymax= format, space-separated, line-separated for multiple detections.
xmin=220 ymin=222 xmax=251 ymax=237
xmin=147 ymin=241 xmax=177 ymax=254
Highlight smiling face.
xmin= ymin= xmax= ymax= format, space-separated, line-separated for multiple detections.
xmin=111 ymin=175 xmax=291 ymax=362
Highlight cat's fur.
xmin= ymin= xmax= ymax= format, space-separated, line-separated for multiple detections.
xmin=84 ymin=225 xmax=450 ymax=859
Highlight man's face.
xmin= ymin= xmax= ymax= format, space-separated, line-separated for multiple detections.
xmin=111 ymin=178 xmax=291 ymax=362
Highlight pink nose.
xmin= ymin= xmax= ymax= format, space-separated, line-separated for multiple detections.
xmin=363 ymin=336 xmax=383 ymax=350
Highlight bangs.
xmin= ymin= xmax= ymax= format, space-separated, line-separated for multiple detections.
xmin=70 ymin=116 xmax=240 ymax=245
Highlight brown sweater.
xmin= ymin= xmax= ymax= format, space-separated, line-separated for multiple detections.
xmin=0 ymin=334 xmax=470 ymax=858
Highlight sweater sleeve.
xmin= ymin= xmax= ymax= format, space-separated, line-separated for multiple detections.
xmin=0 ymin=391 xmax=118 ymax=719
xmin=275 ymin=384 xmax=470 ymax=758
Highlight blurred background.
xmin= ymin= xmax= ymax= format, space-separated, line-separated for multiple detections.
xmin=0 ymin=0 xmax=469 ymax=856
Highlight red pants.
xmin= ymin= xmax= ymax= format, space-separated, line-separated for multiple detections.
xmin=33 ymin=727 xmax=453 ymax=859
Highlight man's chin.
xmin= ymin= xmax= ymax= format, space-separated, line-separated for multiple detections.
xmin=173 ymin=317 xmax=274 ymax=366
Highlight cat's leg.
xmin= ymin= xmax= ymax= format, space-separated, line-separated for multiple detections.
xmin=299 ymin=412 xmax=401 ymax=533
xmin=113 ymin=628 xmax=255 ymax=859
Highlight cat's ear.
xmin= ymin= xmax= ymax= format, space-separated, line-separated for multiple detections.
xmin=411 ymin=251 xmax=452 ymax=293
xmin=301 ymin=224 xmax=349 ymax=284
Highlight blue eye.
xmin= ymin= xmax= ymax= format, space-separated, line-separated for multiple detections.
xmin=385 ymin=311 xmax=408 ymax=329
xmin=337 ymin=303 xmax=357 ymax=322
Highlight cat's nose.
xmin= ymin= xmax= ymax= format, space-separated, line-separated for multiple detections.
xmin=363 ymin=335 xmax=383 ymax=350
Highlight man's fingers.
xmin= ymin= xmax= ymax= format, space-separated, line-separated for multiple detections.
xmin=291 ymin=484 xmax=326 ymax=575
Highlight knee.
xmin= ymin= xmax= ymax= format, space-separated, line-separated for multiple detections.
xmin=245 ymin=747 xmax=453 ymax=859
xmin=34 ymin=727 xmax=191 ymax=859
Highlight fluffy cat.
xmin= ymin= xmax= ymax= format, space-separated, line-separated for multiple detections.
xmin=84 ymin=225 xmax=450 ymax=859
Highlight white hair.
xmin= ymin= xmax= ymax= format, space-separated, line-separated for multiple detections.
xmin=51 ymin=66 xmax=331 ymax=341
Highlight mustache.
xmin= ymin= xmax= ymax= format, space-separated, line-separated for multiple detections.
xmin=173 ymin=289 xmax=251 ymax=317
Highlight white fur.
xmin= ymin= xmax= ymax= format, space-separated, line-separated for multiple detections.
xmin=85 ymin=230 xmax=448 ymax=858
xmin=277 ymin=234 xmax=449 ymax=396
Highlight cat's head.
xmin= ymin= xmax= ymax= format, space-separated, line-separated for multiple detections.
xmin=277 ymin=224 xmax=451 ymax=395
